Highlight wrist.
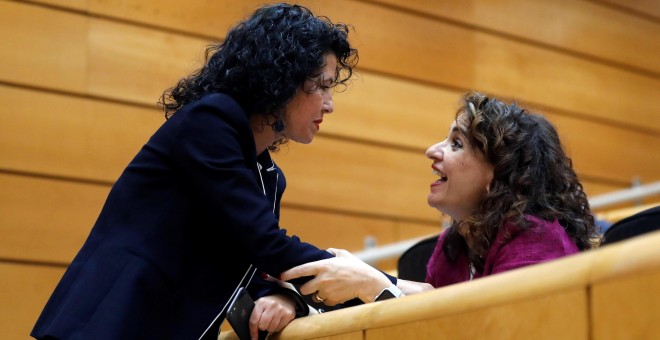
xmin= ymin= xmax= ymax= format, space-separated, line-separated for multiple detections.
xmin=273 ymin=287 xmax=309 ymax=317
xmin=358 ymin=273 xmax=395 ymax=303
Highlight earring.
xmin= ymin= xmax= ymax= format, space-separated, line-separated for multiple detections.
xmin=274 ymin=119 xmax=285 ymax=133
xmin=468 ymin=102 xmax=477 ymax=115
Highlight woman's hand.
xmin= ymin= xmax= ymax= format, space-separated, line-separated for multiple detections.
xmin=250 ymin=294 xmax=296 ymax=339
xmin=280 ymin=248 xmax=392 ymax=304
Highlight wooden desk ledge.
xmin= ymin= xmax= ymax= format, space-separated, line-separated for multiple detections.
xmin=219 ymin=230 xmax=660 ymax=340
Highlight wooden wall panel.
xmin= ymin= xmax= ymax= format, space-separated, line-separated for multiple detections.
xmin=2 ymin=2 xmax=657 ymax=187
xmin=281 ymin=209 xmax=399 ymax=252
xmin=0 ymin=174 xmax=104 ymax=263
xmin=365 ymin=289 xmax=588 ymax=340
xmin=81 ymin=0 xmax=660 ymax=78
xmin=281 ymin=208 xmax=439 ymax=269
xmin=0 ymin=85 xmax=162 ymax=181
xmin=549 ymin=111 xmax=660 ymax=186
xmin=27 ymin=0 xmax=88 ymax=11
xmin=321 ymin=332 xmax=363 ymax=340
xmin=330 ymin=72 xmax=458 ymax=149
xmin=333 ymin=72 xmax=660 ymax=186
xmin=0 ymin=262 xmax=65 ymax=340
xmin=87 ymin=18 xmax=210 ymax=104
xmin=396 ymin=222 xmax=442 ymax=241
xmin=10 ymin=1 xmax=658 ymax=134
xmin=3 ymin=2 xmax=656 ymax=190
xmin=369 ymin=0 xmax=660 ymax=75
xmin=591 ymin=271 xmax=660 ymax=340
xmin=596 ymin=0 xmax=660 ymax=21
xmin=0 ymin=1 xmax=87 ymax=92
xmin=307 ymin=1 xmax=660 ymax=134
xmin=272 ymin=138 xmax=433 ymax=220
xmin=590 ymin=233 xmax=660 ymax=339
xmin=87 ymin=0 xmax=255 ymax=37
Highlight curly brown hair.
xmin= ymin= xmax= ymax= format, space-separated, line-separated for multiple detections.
xmin=442 ymin=92 xmax=597 ymax=272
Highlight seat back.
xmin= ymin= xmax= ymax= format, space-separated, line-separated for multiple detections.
xmin=601 ymin=205 xmax=660 ymax=246
xmin=396 ymin=235 xmax=439 ymax=282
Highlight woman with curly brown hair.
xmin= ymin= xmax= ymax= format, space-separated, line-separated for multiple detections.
xmin=281 ymin=91 xmax=598 ymax=305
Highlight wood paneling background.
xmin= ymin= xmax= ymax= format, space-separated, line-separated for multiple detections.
xmin=1 ymin=0 xmax=658 ymax=338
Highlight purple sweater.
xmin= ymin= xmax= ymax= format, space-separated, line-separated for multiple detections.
xmin=426 ymin=215 xmax=579 ymax=288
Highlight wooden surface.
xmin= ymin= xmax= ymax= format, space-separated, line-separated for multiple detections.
xmin=594 ymin=0 xmax=660 ymax=21
xmin=0 ymin=262 xmax=65 ymax=340
xmin=371 ymin=0 xmax=660 ymax=75
xmin=365 ymin=290 xmax=588 ymax=339
xmin=2 ymin=1 xmax=659 ymax=338
xmin=263 ymin=230 xmax=660 ymax=339
xmin=591 ymin=272 xmax=660 ymax=339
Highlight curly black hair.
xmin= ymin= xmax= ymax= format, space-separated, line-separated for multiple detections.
xmin=159 ymin=3 xmax=357 ymax=150
xmin=443 ymin=92 xmax=598 ymax=272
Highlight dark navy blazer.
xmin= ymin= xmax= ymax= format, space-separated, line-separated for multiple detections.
xmin=31 ymin=93 xmax=354 ymax=339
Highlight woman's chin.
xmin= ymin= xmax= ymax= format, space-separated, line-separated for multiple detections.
xmin=427 ymin=198 xmax=443 ymax=211
xmin=290 ymin=135 xmax=314 ymax=144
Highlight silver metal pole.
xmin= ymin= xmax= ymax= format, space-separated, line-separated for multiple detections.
xmin=589 ymin=181 xmax=660 ymax=209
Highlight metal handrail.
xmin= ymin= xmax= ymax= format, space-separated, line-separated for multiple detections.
xmin=589 ymin=181 xmax=660 ymax=209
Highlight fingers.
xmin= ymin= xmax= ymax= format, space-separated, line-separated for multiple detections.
xmin=250 ymin=313 xmax=275 ymax=335
xmin=251 ymin=296 xmax=296 ymax=338
xmin=249 ymin=302 xmax=264 ymax=340
xmin=249 ymin=313 xmax=261 ymax=340
xmin=296 ymin=277 xmax=321 ymax=296
xmin=280 ymin=259 xmax=326 ymax=282
xmin=280 ymin=252 xmax=354 ymax=283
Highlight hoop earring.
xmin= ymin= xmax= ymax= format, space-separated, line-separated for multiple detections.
xmin=274 ymin=119 xmax=285 ymax=133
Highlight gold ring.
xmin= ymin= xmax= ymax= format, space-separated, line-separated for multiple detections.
xmin=312 ymin=292 xmax=325 ymax=303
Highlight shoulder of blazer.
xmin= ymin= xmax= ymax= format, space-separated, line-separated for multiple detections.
xmin=190 ymin=93 xmax=249 ymax=127
xmin=172 ymin=92 xmax=256 ymax=154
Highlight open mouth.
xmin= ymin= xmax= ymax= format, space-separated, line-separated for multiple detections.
xmin=433 ymin=169 xmax=448 ymax=182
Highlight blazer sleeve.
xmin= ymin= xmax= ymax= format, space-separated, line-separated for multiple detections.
xmin=157 ymin=94 xmax=331 ymax=276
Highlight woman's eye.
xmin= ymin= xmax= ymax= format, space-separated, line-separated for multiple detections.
xmin=313 ymin=83 xmax=329 ymax=93
xmin=451 ymin=138 xmax=463 ymax=149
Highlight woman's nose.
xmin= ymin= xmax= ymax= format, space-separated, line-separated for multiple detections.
xmin=425 ymin=142 xmax=443 ymax=159
xmin=322 ymin=92 xmax=334 ymax=114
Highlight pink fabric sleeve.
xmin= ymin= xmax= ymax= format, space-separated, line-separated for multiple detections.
xmin=484 ymin=216 xmax=579 ymax=276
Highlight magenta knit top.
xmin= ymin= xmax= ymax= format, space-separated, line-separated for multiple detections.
xmin=426 ymin=215 xmax=579 ymax=288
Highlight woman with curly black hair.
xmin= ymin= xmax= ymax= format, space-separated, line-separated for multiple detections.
xmin=32 ymin=4 xmax=389 ymax=340
xmin=281 ymin=91 xmax=598 ymax=304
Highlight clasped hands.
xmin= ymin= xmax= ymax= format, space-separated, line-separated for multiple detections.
xmin=280 ymin=248 xmax=393 ymax=305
